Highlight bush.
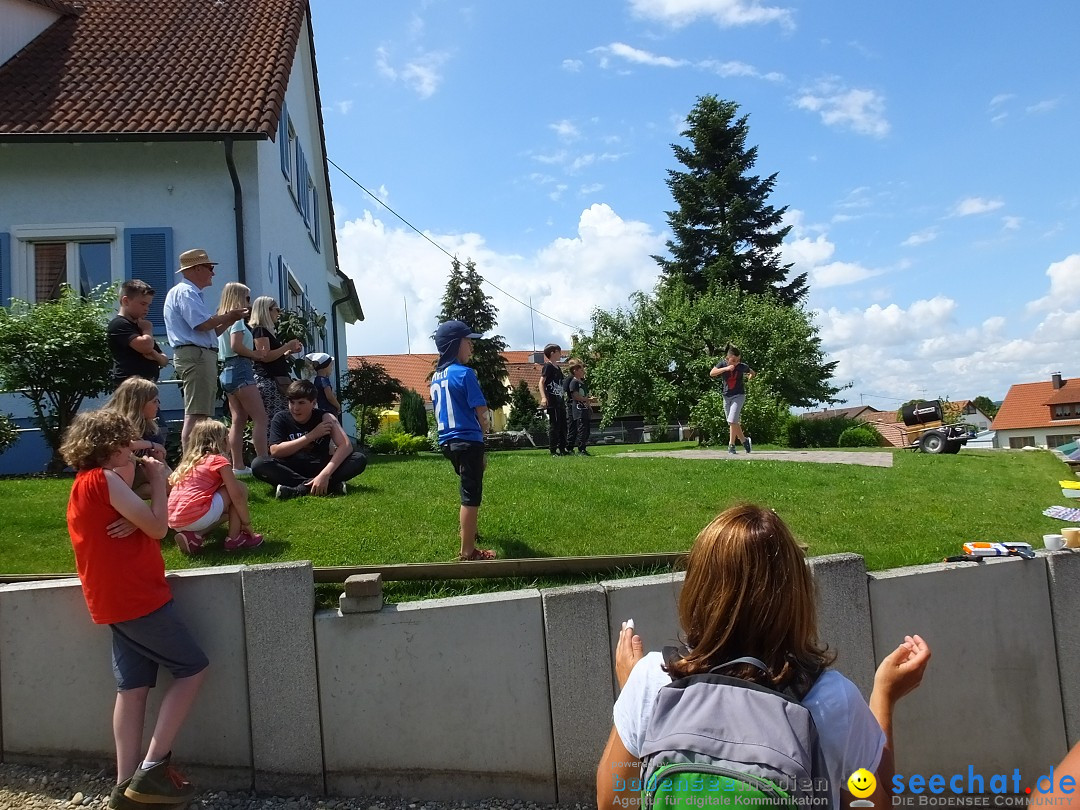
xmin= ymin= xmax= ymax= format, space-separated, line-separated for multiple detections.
xmin=399 ymin=388 xmax=429 ymax=437
xmin=690 ymin=387 xmax=789 ymax=447
xmin=838 ymin=425 xmax=880 ymax=448
xmin=783 ymin=415 xmax=859 ymax=448
xmin=367 ymin=432 xmax=397 ymax=454
xmin=0 ymin=413 xmax=17 ymax=457
xmin=391 ymin=432 xmax=428 ymax=455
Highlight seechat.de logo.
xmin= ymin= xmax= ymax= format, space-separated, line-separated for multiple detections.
xmin=849 ymin=769 xmax=877 ymax=806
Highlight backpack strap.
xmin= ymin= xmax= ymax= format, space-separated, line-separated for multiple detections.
xmin=709 ymin=656 xmax=772 ymax=676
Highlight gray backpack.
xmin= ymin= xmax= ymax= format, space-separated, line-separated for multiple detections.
xmin=638 ymin=649 xmax=831 ymax=810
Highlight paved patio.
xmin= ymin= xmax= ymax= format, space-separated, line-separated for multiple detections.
xmin=615 ymin=448 xmax=895 ymax=467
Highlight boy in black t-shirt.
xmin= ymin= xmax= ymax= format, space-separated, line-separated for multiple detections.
xmin=566 ymin=359 xmax=592 ymax=455
xmin=539 ymin=343 xmax=569 ymax=456
xmin=709 ymin=344 xmax=756 ymax=454
xmin=107 ymin=280 xmax=169 ymax=388
xmin=251 ymin=380 xmax=367 ymax=499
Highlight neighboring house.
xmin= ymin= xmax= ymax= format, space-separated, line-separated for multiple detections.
xmin=945 ymin=400 xmax=994 ymax=433
xmin=992 ymin=373 xmax=1080 ymax=450
xmin=351 ymin=350 xmax=588 ymax=433
xmin=800 ymin=405 xmax=883 ymax=423
xmin=0 ymin=0 xmax=363 ymax=472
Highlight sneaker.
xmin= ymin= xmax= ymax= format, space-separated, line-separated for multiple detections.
xmin=124 ymin=753 xmax=195 ymax=805
xmin=578 ymin=448 xmax=591 ymax=456
xmin=108 ymin=779 xmax=142 ymax=810
xmin=744 ymin=436 xmax=753 ymax=454
xmin=334 ymin=481 xmax=348 ymax=496
xmin=225 ymin=529 xmax=264 ymax=550
xmin=174 ymin=530 xmax=204 ymax=555
xmin=728 ymin=445 xmax=737 ymax=455
xmin=275 ymin=484 xmax=303 ymax=501
xmin=232 ymin=466 xmax=253 ymax=476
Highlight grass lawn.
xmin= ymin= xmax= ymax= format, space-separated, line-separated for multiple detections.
xmin=0 ymin=442 xmax=1072 ymax=600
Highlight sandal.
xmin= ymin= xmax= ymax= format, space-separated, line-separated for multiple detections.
xmin=457 ymin=547 xmax=497 ymax=561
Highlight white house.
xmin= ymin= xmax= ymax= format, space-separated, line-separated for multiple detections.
xmin=991 ymin=373 xmax=1080 ymax=449
xmin=0 ymin=0 xmax=363 ymax=472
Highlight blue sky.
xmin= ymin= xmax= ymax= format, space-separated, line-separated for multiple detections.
xmin=312 ymin=0 xmax=1080 ymax=407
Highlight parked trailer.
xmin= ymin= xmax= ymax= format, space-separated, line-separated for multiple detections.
xmin=900 ymin=400 xmax=972 ymax=454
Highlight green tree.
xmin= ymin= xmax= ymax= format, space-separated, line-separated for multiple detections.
xmin=339 ymin=359 xmax=403 ymax=445
xmin=655 ymin=95 xmax=806 ymax=305
xmin=580 ymin=284 xmax=841 ymax=427
xmin=0 ymin=286 xmax=114 ymax=472
xmin=973 ymin=395 xmax=999 ymax=420
xmin=436 ymin=257 xmax=510 ymax=409
xmin=398 ymin=388 xmax=429 ymax=437
xmin=0 ymin=412 xmax=17 ymax=457
xmin=507 ymin=379 xmax=542 ymax=430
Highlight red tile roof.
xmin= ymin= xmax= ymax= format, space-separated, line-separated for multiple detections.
xmin=868 ymin=420 xmax=908 ymax=448
xmin=992 ymin=378 xmax=1080 ymax=431
xmin=801 ymin=406 xmax=880 ymax=422
xmin=0 ymin=0 xmax=303 ymax=138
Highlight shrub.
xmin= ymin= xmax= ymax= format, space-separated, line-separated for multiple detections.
xmin=0 ymin=413 xmax=17 ymax=457
xmin=838 ymin=425 xmax=880 ymax=448
xmin=690 ymin=387 xmax=789 ymax=447
xmin=398 ymin=388 xmax=429 ymax=437
xmin=367 ymin=432 xmax=397 ymax=454
xmin=391 ymin=432 xmax=428 ymax=455
xmin=784 ymin=415 xmax=859 ymax=448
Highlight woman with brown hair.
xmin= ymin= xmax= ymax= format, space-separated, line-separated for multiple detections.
xmin=596 ymin=504 xmax=931 ymax=809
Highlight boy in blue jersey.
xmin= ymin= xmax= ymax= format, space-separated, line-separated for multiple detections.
xmin=431 ymin=320 xmax=497 ymax=561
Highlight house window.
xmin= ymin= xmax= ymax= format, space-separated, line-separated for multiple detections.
xmin=1053 ymin=404 xmax=1077 ymax=419
xmin=26 ymin=237 xmax=114 ymax=302
xmin=1008 ymin=436 xmax=1036 ymax=449
xmin=287 ymin=269 xmax=303 ymax=313
xmin=1047 ymin=434 xmax=1079 ymax=449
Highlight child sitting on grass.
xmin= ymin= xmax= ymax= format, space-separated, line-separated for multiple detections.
xmin=61 ymin=409 xmax=205 ymax=809
xmin=167 ymin=419 xmax=263 ymax=553
xmin=104 ymin=376 xmax=169 ymax=497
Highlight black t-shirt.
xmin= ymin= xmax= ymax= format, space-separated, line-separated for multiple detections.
xmin=269 ymin=408 xmax=330 ymax=464
xmin=568 ymin=377 xmax=588 ymax=408
xmin=713 ymin=361 xmax=752 ymax=397
xmin=252 ymin=326 xmax=290 ymax=378
xmin=108 ymin=315 xmax=161 ymax=386
xmin=541 ymin=362 xmax=565 ymax=403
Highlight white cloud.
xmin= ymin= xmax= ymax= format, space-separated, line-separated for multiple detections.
xmin=699 ymin=59 xmax=784 ymax=81
xmin=989 ymin=93 xmax=1014 ymax=108
xmin=579 ymin=183 xmax=605 ymax=195
xmin=591 ymin=42 xmax=687 ymax=68
xmin=628 ymin=0 xmax=794 ymax=29
xmin=569 ymin=154 xmax=596 ymax=173
xmin=549 ymin=184 xmax=569 ymax=202
xmin=780 ymin=209 xmax=883 ymax=289
xmin=811 ymin=261 xmax=882 ymax=288
xmin=1027 ymin=98 xmax=1061 ymax=114
xmin=1027 ymin=254 xmax=1080 ymax=312
xmin=902 ymin=228 xmax=938 ymax=247
xmin=531 ymin=150 xmax=567 ymax=165
xmin=1002 ymin=216 xmax=1022 ymax=231
xmin=374 ymin=47 xmax=450 ymax=99
xmin=341 ymin=204 xmax=667 ymax=354
xmin=950 ymin=197 xmax=1004 ymax=217
xmin=562 ymin=59 xmax=583 ymax=72
xmin=332 ymin=100 xmax=354 ymax=115
xmin=550 ymin=120 xmax=580 ymax=140
xmin=796 ymin=80 xmax=889 ymax=138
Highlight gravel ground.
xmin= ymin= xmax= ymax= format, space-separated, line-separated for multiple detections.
xmin=0 ymin=763 xmax=591 ymax=810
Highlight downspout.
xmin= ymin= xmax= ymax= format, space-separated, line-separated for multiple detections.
xmin=224 ymin=137 xmax=246 ymax=285
xmin=330 ymin=276 xmax=357 ymax=390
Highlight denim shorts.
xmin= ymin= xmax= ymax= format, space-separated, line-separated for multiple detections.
xmin=110 ymin=600 xmax=209 ymax=691
xmin=220 ymin=356 xmax=256 ymax=393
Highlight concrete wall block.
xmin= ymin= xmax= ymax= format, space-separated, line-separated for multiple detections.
xmin=601 ymin=572 xmax=685 ymax=694
xmin=241 ymin=561 xmax=323 ymax=796
xmin=339 ymin=594 xmax=383 ymax=614
xmin=0 ymin=568 xmax=252 ymax=784
xmin=541 ymin=584 xmax=614 ymax=805
xmin=809 ymin=553 xmax=875 ymax=698
xmin=868 ymin=557 xmax=1066 ymax=780
xmin=344 ymin=574 xmax=382 ymax=599
xmin=316 ymin=589 xmax=556 ymax=802
xmin=1045 ymin=550 xmax=1080 ymax=746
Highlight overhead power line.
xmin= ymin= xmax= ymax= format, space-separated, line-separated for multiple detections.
xmin=327 ymin=157 xmax=587 ymax=334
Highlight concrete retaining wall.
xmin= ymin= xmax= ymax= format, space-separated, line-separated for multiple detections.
xmin=0 ymin=551 xmax=1075 ymax=801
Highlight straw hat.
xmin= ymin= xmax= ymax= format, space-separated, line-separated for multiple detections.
xmin=177 ymin=248 xmax=218 ymax=273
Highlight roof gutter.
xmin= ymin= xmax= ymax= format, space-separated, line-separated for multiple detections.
xmin=330 ymin=276 xmax=359 ymax=390
xmin=0 ymin=131 xmax=265 ymax=144
xmin=223 ymin=137 xmax=246 ymax=285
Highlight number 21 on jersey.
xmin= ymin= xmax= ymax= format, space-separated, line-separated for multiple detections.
xmin=430 ymin=378 xmax=458 ymax=431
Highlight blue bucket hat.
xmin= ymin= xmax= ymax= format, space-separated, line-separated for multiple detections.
xmin=434 ymin=320 xmax=482 ymax=370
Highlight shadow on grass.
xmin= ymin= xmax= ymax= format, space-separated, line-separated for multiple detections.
xmin=493 ymin=536 xmax=552 ymax=558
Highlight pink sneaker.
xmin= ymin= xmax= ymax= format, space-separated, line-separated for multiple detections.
xmin=174 ymin=530 xmax=204 ymax=555
xmin=225 ymin=529 xmax=264 ymax=551
xmin=241 ymin=529 xmax=264 ymax=548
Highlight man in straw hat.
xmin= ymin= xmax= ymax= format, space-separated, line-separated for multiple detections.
xmin=163 ymin=249 xmax=247 ymax=449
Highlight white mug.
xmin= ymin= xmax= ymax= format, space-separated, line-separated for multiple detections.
xmin=1044 ymin=534 xmax=1066 ymax=551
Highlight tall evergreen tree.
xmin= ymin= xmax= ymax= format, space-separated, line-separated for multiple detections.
xmin=436 ymin=257 xmax=510 ymax=410
xmin=655 ymin=95 xmax=807 ymax=305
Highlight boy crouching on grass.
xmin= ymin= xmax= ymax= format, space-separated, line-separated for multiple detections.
xmin=432 ymin=319 xmax=497 ymax=561
xmin=61 ymin=409 xmax=206 ymax=810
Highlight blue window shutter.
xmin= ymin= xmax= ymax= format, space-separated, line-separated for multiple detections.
xmin=312 ymin=187 xmax=321 ymax=251
xmin=279 ymin=102 xmax=289 ymax=179
xmin=0 ymin=232 xmax=10 ymax=308
xmin=124 ymin=227 xmax=173 ymax=334
xmin=277 ymin=255 xmax=287 ymax=309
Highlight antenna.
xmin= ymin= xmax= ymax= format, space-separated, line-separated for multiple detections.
xmin=530 ymin=295 xmax=536 ymax=351
xmin=403 ymin=296 xmax=411 ymax=354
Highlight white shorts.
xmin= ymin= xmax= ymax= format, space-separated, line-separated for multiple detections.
xmin=176 ymin=492 xmax=225 ymax=533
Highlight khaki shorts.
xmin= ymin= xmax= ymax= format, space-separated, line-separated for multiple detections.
xmin=173 ymin=345 xmax=218 ymax=417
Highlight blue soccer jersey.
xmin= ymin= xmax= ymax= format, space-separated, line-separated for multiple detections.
xmin=431 ymin=362 xmax=486 ymax=443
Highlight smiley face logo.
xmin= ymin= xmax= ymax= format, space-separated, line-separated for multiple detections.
xmin=848 ymin=769 xmax=876 ymax=799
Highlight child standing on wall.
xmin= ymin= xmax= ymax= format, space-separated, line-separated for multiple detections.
xmin=431 ymin=320 xmax=497 ymax=561
xmin=710 ymin=344 xmax=756 ymax=454
xmin=167 ymin=419 xmax=264 ymax=554
xmin=61 ymin=409 xmax=207 ymax=810
xmin=307 ymin=352 xmax=341 ymax=418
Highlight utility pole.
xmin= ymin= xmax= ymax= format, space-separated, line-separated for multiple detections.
xmin=404 ymin=296 xmax=411 ymax=354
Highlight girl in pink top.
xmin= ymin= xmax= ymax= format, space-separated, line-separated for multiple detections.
xmin=167 ymin=420 xmax=263 ymax=553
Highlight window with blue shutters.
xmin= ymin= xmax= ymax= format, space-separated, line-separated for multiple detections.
xmin=124 ymin=227 xmax=173 ymax=334
xmin=0 ymin=233 xmax=10 ymax=308
xmin=279 ymin=101 xmax=291 ymax=181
